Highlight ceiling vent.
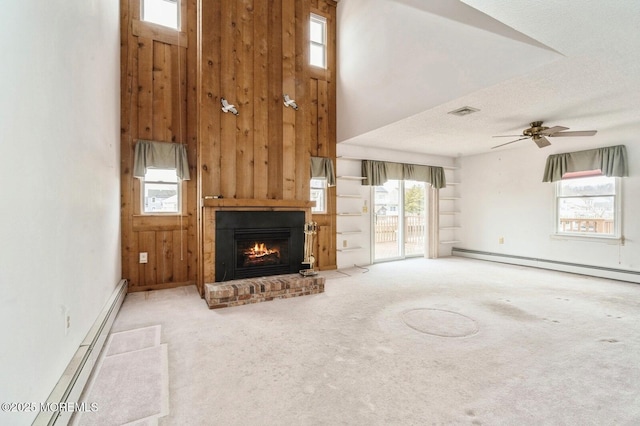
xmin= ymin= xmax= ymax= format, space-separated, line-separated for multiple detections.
xmin=448 ymin=106 xmax=480 ymax=116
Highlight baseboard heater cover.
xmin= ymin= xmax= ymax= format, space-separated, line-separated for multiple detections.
xmin=452 ymin=248 xmax=640 ymax=283
xmin=32 ymin=279 xmax=128 ymax=426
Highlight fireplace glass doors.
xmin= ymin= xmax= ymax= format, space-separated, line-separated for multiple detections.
xmin=215 ymin=211 xmax=305 ymax=281
xmin=234 ymin=229 xmax=290 ymax=278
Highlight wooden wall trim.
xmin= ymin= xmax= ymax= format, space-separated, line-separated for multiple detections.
xmin=132 ymin=20 xmax=188 ymax=47
xmin=203 ymin=198 xmax=315 ymax=209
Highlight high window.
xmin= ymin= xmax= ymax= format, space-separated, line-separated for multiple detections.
xmin=310 ymin=13 xmax=327 ymax=68
xmin=143 ymin=168 xmax=180 ymax=214
xmin=142 ymin=0 xmax=180 ymax=30
xmin=310 ymin=178 xmax=328 ymax=214
xmin=555 ymin=174 xmax=619 ymax=237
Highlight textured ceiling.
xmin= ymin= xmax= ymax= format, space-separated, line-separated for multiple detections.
xmin=337 ymin=0 xmax=640 ymax=157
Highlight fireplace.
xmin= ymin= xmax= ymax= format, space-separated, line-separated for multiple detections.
xmin=215 ymin=211 xmax=305 ymax=281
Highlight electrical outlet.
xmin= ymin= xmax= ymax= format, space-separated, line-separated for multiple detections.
xmin=499 ymin=237 xmax=504 ymax=244
xmin=343 ymin=240 xmax=348 ymax=248
xmin=139 ymin=252 xmax=148 ymax=264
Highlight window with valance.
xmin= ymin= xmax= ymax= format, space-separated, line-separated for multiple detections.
xmin=133 ymin=140 xmax=190 ymax=214
xmin=543 ymin=145 xmax=627 ymax=239
xmin=361 ymin=160 xmax=446 ymax=189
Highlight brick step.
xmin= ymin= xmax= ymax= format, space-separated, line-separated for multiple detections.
xmin=204 ymin=274 xmax=325 ymax=309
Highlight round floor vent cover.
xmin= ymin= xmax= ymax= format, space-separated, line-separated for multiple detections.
xmin=402 ymin=308 xmax=478 ymax=337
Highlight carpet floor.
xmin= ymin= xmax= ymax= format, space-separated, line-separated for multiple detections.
xmin=74 ymin=326 xmax=169 ymax=425
xmin=108 ymin=257 xmax=640 ymax=425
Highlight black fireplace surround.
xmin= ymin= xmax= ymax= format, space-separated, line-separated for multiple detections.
xmin=215 ymin=211 xmax=305 ymax=282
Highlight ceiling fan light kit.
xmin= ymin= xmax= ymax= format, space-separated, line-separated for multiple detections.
xmin=491 ymin=121 xmax=597 ymax=149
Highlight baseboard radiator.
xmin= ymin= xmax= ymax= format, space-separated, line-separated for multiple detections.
xmin=452 ymin=248 xmax=640 ymax=284
xmin=33 ymin=279 xmax=128 ymax=426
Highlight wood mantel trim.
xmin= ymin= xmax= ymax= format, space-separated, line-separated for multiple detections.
xmin=203 ymin=198 xmax=315 ymax=209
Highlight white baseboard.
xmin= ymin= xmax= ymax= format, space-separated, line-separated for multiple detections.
xmin=33 ymin=279 xmax=128 ymax=426
xmin=452 ymin=248 xmax=640 ymax=284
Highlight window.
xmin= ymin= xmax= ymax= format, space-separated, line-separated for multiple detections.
xmin=142 ymin=0 xmax=180 ymax=30
xmin=310 ymin=13 xmax=327 ymax=68
xmin=373 ymin=180 xmax=426 ymax=260
xmin=310 ymin=178 xmax=327 ymax=214
xmin=555 ymin=174 xmax=619 ymax=237
xmin=143 ymin=168 xmax=180 ymax=214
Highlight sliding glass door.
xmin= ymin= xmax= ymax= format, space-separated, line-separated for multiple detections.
xmin=373 ymin=180 xmax=401 ymax=260
xmin=404 ymin=181 xmax=426 ymax=256
xmin=373 ymin=180 xmax=426 ymax=261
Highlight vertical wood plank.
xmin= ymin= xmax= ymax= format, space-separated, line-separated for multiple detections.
xmin=139 ymin=231 xmax=157 ymax=285
xmin=178 ymin=45 xmax=188 ymax=144
xmin=187 ymin=0 xmax=201 ymax=290
xmin=282 ymin=0 xmax=297 ymax=200
xmin=203 ymin=208 xmax=216 ymax=283
xmin=163 ymin=43 xmax=173 ymax=141
xmin=316 ymin=225 xmax=331 ymax=269
xmin=326 ymin=2 xmax=338 ymax=271
xmin=316 ymin=79 xmax=329 ymax=157
xmin=220 ymin=0 xmax=238 ymax=198
xmin=295 ymin=0 xmax=311 ymax=201
xmin=152 ymin=41 xmax=172 ymax=142
xmin=138 ymin=36 xmax=154 ymax=140
xmin=156 ymin=231 xmax=174 ymax=283
xmin=152 ymin=41 xmax=164 ymax=141
xmin=268 ymin=0 xmax=284 ymax=199
xmin=127 ymin=231 xmax=140 ymax=288
xmin=173 ymin=229 xmax=188 ymax=282
xmin=200 ymin=0 xmax=222 ymax=197
xmin=170 ymin=44 xmax=181 ymax=142
xmin=253 ymin=0 xmax=269 ymax=199
xmin=236 ymin=0 xmax=255 ymax=199
xmin=121 ymin=0 xmax=137 ymax=285
xmin=309 ymin=78 xmax=319 ymax=156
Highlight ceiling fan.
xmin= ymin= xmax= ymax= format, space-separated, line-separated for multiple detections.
xmin=492 ymin=121 xmax=597 ymax=149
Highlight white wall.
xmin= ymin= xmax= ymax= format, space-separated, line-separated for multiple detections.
xmin=459 ymin=141 xmax=640 ymax=281
xmin=0 ymin=1 xmax=121 ymax=423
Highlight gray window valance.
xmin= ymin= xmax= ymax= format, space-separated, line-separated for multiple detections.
xmin=310 ymin=156 xmax=336 ymax=187
xmin=361 ymin=160 xmax=446 ymax=189
xmin=133 ymin=140 xmax=191 ymax=180
xmin=542 ymin=144 xmax=628 ymax=182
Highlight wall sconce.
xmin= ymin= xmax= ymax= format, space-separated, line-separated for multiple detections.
xmin=221 ymin=98 xmax=239 ymax=115
xmin=283 ymin=94 xmax=298 ymax=110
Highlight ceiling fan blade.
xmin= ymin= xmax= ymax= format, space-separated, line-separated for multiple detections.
xmin=534 ymin=136 xmax=551 ymax=148
xmin=491 ymin=136 xmax=530 ymax=149
xmin=492 ymin=135 xmax=524 ymax=138
xmin=539 ymin=126 xmax=569 ymax=135
xmin=550 ymin=130 xmax=598 ymax=137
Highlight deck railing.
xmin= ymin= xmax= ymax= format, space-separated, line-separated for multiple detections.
xmin=374 ymin=215 xmax=425 ymax=243
xmin=559 ymin=218 xmax=613 ymax=234
xmin=375 ymin=216 xmax=614 ymax=241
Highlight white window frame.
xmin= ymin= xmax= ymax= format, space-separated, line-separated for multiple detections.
xmin=310 ymin=177 xmax=328 ymax=214
xmin=553 ymin=174 xmax=621 ymax=241
xmin=141 ymin=0 xmax=181 ymax=31
xmin=310 ymin=13 xmax=327 ymax=69
xmin=142 ymin=168 xmax=181 ymax=215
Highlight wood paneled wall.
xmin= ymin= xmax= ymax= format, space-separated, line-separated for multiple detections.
xmin=121 ymin=0 xmax=337 ymax=292
xmin=120 ymin=0 xmax=198 ymax=292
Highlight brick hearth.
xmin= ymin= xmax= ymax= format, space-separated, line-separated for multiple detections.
xmin=204 ymin=274 xmax=325 ymax=309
